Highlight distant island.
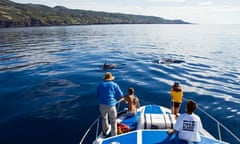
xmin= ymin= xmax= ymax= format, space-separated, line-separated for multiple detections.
xmin=0 ymin=0 xmax=190 ymax=28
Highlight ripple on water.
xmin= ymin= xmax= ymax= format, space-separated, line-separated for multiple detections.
xmin=1 ymin=25 xmax=240 ymax=144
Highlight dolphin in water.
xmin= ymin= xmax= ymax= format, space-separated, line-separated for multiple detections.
xmin=102 ymin=62 xmax=117 ymax=70
xmin=157 ymin=59 xmax=185 ymax=64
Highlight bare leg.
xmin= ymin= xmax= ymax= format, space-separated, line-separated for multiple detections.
xmin=171 ymin=102 xmax=174 ymax=114
xmin=174 ymin=107 xmax=179 ymax=115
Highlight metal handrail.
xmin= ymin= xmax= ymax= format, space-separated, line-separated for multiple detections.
xmin=79 ymin=99 xmax=240 ymax=144
xmin=197 ymin=106 xmax=240 ymax=143
xmin=79 ymin=116 xmax=101 ymax=144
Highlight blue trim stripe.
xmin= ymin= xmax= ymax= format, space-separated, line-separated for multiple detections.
xmin=102 ymin=131 xmax=137 ymax=144
xmin=142 ymin=130 xmax=177 ymax=143
xmin=144 ymin=105 xmax=163 ymax=114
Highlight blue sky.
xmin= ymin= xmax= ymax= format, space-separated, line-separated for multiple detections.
xmin=12 ymin=0 xmax=240 ymax=24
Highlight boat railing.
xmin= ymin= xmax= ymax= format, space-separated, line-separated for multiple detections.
xmin=182 ymin=98 xmax=240 ymax=144
xmin=79 ymin=115 xmax=101 ymax=144
xmin=79 ymin=100 xmax=240 ymax=144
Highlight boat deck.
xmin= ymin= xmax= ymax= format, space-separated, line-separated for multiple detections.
xmin=90 ymin=105 xmax=232 ymax=144
xmin=102 ymin=130 xmax=228 ymax=144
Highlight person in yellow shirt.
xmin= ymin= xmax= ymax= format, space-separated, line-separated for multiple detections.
xmin=170 ymin=81 xmax=183 ymax=117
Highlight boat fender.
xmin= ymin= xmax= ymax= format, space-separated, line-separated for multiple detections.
xmin=117 ymin=123 xmax=130 ymax=134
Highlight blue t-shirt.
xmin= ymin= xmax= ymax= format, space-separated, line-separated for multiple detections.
xmin=97 ymin=81 xmax=123 ymax=106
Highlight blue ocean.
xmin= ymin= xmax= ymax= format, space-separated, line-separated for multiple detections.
xmin=0 ymin=24 xmax=239 ymax=144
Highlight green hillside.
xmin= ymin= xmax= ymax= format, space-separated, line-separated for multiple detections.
xmin=0 ymin=0 xmax=190 ymax=28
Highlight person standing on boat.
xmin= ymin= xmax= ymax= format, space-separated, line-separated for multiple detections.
xmin=119 ymin=87 xmax=140 ymax=117
xmin=170 ymin=81 xmax=183 ymax=117
xmin=168 ymin=99 xmax=203 ymax=143
xmin=97 ymin=72 xmax=124 ymax=136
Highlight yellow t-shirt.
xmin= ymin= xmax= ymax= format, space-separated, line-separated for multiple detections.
xmin=170 ymin=88 xmax=183 ymax=103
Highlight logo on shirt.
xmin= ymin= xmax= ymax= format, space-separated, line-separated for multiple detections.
xmin=182 ymin=120 xmax=195 ymax=131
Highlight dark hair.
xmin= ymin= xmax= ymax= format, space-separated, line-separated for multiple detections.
xmin=128 ymin=87 xmax=134 ymax=95
xmin=172 ymin=81 xmax=182 ymax=92
xmin=187 ymin=100 xmax=198 ymax=113
xmin=173 ymin=81 xmax=180 ymax=87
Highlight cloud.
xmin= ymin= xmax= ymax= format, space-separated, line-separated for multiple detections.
xmin=199 ymin=1 xmax=213 ymax=6
xmin=175 ymin=6 xmax=240 ymax=23
xmin=116 ymin=5 xmax=240 ymax=24
xmin=147 ymin=0 xmax=186 ymax=2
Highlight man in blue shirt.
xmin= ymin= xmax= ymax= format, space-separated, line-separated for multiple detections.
xmin=97 ymin=72 xmax=123 ymax=136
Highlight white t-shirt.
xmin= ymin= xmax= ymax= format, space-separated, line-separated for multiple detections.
xmin=174 ymin=113 xmax=203 ymax=142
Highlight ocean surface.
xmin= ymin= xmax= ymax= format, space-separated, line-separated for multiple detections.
xmin=0 ymin=24 xmax=239 ymax=144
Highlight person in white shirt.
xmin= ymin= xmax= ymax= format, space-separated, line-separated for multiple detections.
xmin=168 ymin=99 xmax=203 ymax=144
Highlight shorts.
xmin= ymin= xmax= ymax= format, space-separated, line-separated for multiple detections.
xmin=126 ymin=111 xmax=135 ymax=117
xmin=171 ymin=102 xmax=181 ymax=108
